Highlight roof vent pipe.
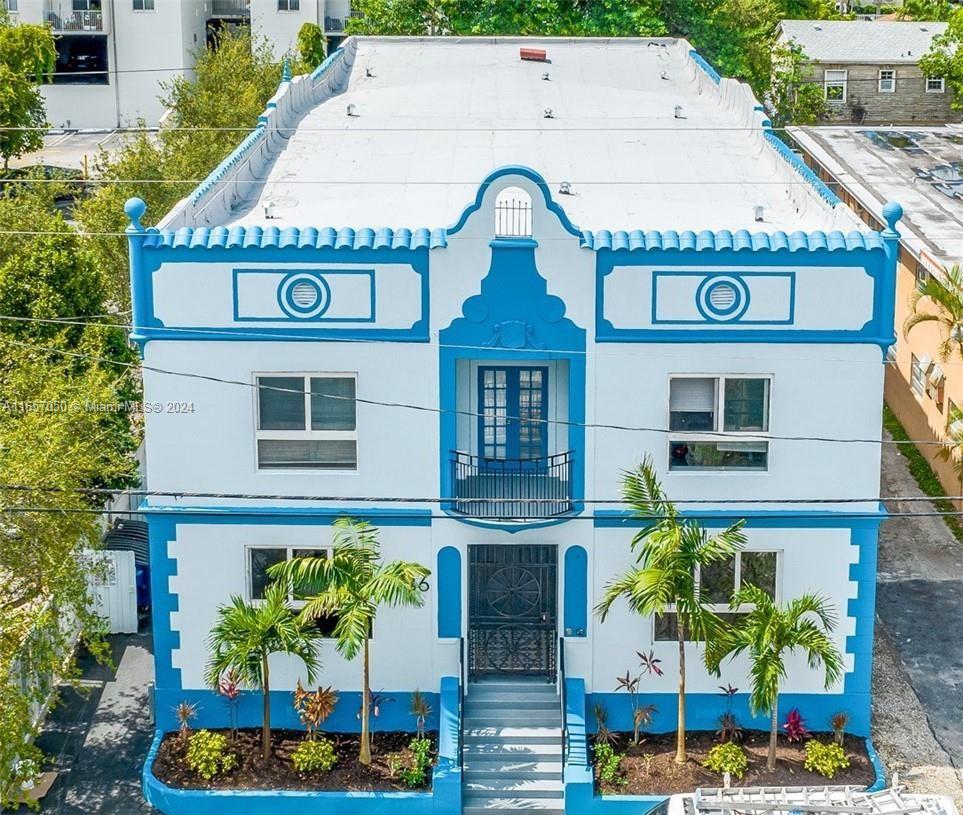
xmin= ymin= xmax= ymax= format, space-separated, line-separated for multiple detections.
xmin=366 ymin=66 xmax=375 ymax=77
xmin=544 ymin=108 xmax=554 ymax=119
xmin=754 ymin=205 xmax=765 ymax=222
xmin=347 ymin=103 xmax=357 ymax=117
xmin=542 ymin=71 xmax=551 ymax=81
xmin=673 ymin=105 xmax=684 ymax=119
xmin=660 ymin=70 xmax=669 ymax=80
xmin=559 ymin=181 xmax=572 ymax=195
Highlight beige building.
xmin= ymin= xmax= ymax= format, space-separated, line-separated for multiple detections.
xmin=779 ymin=20 xmax=958 ymax=124
xmin=791 ymin=125 xmax=963 ymax=497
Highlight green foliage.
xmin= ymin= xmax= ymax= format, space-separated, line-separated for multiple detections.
xmin=204 ymin=583 xmax=323 ymax=761
xmin=882 ymin=404 xmax=963 ymax=544
xmin=388 ymin=737 xmax=433 ymax=788
xmin=703 ymin=742 xmax=749 ymax=779
xmin=804 ymin=739 xmax=850 ymax=779
xmin=0 ymin=15 xmax=56 ymax=169
xmin=769 ymin=43 xmax=827 ymax=127
xmin=594 ymin=741 xmax=627 ymax=790
xmin=921 ymin=8 xmax=963 ymax=109
xmin=706 ymin=586 xmax=842 ymax=770
xmin=410 ymin=689 xmax=432 ymax=738
xmin=899 ymin=0 xmax=955 ymax=21
xmin=268 ymin=518 xmax=430 ymax=765
xmin=292 ymin=737 xmax=337 ymax=774
xmin=596 ymin=456 xmax=746 ymax=761
xmin=293 ymin=681 xmax=338 ymax=738
xmin=297 ymin=22 xmax=327 ymax=68
xmin=74 ymin=27 xmax=285 ymax=304
xmin=185 ymin=730 xmax=238 ymax=781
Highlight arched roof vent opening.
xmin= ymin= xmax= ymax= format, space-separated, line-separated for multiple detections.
xmin=494 ymin=186 xmax=533 ymax=238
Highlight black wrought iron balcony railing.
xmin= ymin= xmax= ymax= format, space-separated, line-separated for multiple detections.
xmin=450 ymin=450 xmax=574 ymax=519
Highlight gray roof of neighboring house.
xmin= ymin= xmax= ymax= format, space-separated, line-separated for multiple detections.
xmin=779 ymin=20 xmax=948 ymax=64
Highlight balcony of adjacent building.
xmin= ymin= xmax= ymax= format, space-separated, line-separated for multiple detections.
xmin=210 ymin=0 xmax=250 ymax=18
xmin=323 ymin=0 xmax=361 ymax=33
xmin=449 ymin=362 xmax=575 ymax=521
xmin=44 ymin=0 xmax=105 ymax=32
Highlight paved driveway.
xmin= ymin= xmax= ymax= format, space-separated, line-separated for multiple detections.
xmin=17 ymin=632 xmax=156 ymax=815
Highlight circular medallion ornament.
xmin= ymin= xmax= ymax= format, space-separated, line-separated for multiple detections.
xmin=695 ymin=274 xmax=750 ymax=322
xmin=486 ymin=566 xmax=542 ymax=617
xmin=277 ymin=272 xmax=331 ymax=320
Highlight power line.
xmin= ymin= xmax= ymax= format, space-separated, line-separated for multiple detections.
xmin=0 ymin=177 xmax=896 ymax=186
xmin=0 ymin=332 xmax=945 ymax=448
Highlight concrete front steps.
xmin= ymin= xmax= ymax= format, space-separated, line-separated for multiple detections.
xmin=462 ymin=679 xmax=564 ymax=814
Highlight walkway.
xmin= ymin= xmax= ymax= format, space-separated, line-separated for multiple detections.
xmin=17 ymin=631 xmax=156 ymax=814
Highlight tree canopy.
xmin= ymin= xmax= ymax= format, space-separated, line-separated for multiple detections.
xmin=920 ymin=7 xmax=963 ymax=109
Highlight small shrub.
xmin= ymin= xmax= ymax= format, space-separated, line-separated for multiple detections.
xmin=185 ymin=730 xmax=237 ymax=780
xmin=594 ymin=741 xmax=627 ymax=789
xmin=593 ymin=702 xmax=618 ymax=746
xmin=782 ymin=708 xmax=810 ymax=743
xmin=410 ymin=690 xmax=432 ymax=739
xmin=293 ymin=682 xmax=338 ymax=739
xmin=703 ymin=742 xmax=749 ymax=780
xmin=830 ymin=711 xmax=849 ymax=746
xmin=388 ymin=737 xmax=433 ymax=789
xmin=717 ymin=684 xmax=743 ymax=744
xmin=174 ymin=701 xmax=198 ymax=749
xmin=804 ymin=740 xmax=850 ymax=779
xmin=292 ymin=737 xmax=337 ymax=774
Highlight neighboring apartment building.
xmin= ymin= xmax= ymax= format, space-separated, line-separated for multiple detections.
xmin=778 ymin=20 xmax=958 ymax=124
xmin=5 ymin=0 xmax=354 ymax=130
xmin=129 ymin=37 xmax=899 ymax=810
xmin=790 ymin=124 xmax=963 ymax=503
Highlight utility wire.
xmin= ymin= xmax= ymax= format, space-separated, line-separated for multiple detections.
xmin=0 ymin=333 xmax=945 ymax=447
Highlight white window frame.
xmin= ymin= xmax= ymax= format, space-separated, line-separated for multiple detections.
xmin=254 ymin=372 xmax=358 ymax=472
xmin=927 ymin=77 xmax=945 ymax=94
xmin=132 ymin=0 xmax=154 ymax=9
xmin=824 ymin=69 xmax=848 ymax=104
xmin=878 ymin=69 xmax=896 ymax=93
xmin=667 ymin=374 xmax=772 ymax=473
xmin=910 ymin=354 xmax=927 ymax=396
xmin=654 ymin=550 xmax=782 ymax=642
xmin=5 ymin=0 xmax=19 ymax=13
xmin=277 ymin=0 xmax=300 ymax=10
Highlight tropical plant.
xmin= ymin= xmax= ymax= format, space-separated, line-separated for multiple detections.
xmin=217 ymin=671 xmax=241 ymax=741
xmin=293 ymin=682 xmax=338 ymax=740
xmin=706 ymin=587 xmax=843 ymax=771
xmin=703 ymin=741 xmax=749 ymax=779
xmin=594 ymin=741 xmax=627 ymax=790
xmin=185 ymin=730 xmax=238 ymax=780
xmin=804 ymin=739 xmax=850 ymax=778
xmin=388 ymin=737 xmax=433 ymax=788
xmin=593 ymin=702 xmax=618 ymax=747
xmin=410 ymin=689 xmax=432 ymax=739
xmin=174 ymin=701 xmax=198 ymax=749
xmin=292 ymin=737 xmax=338 ymax=774
xmin=269 ymin=518 xmax=430 ymax=765
xmin=903 ymin=265 xmax=963 ymax=360
xmin=204 ymin=583 xmax=323 ymax=761
xmin=297 ymin=22 xmax=327 ymax=68
xmin=717 ymin=684 xmax=743 ymax=744
xmin=614 ymin=666 xmax=658 ymax=746
xmin=782 ymin=708 xmax=810 ymax=743
xmin=830 ymin=711 xmax=849 ymax=746
xmin=920 ymin=9 xmax=963 ymax=108
xmin=596 ymin=457 xmax=747 ymax=762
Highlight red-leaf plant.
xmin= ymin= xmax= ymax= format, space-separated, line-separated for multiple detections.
xmin=782 ymin=708 xmax=810 ymax=743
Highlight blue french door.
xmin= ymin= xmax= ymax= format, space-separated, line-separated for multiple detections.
xmin=478 ymin=366 xmax=549 ymax=462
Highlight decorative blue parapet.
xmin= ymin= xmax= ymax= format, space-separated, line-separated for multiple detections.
xmin=763 ymin=126 xmax=842 ymax=208
xmin=140 ymin=224 xmax=448 ymax=251
xmin=688 ymin=49 xmax=722 ymax=85
xmin=581 ymin=227 xmax=883 ymax=252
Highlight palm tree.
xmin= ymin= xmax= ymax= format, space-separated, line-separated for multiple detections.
xmin=204 ymin=582 xmax=323 ymax=761
xmin=903 ymin=264 xmax=963 ymax=360
xmin=269 ymin=518 xmax=430 ymax=765
xmin=595 ymin=457 xmax=747 ymax=764
xmin=937 ymin=405 xmax=963 ymax=510
xmin=706 ymin=586 xmax=843 ymax=771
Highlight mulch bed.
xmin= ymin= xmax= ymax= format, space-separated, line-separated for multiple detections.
xmin=595 ymin=731 xmax=875 ymax=795
xmin=153 ymin=729 xmax=435 ymax=792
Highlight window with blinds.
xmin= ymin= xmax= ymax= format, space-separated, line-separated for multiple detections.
xmin=256 ymin=374 xmax=357 ymax=469
xmin=668 ymin=375 xmax=770 ymax=471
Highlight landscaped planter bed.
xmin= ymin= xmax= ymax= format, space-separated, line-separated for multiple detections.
xmin=595 ymin=731 xmax=874 ymax=795
xmin=152 ymin=729 xmax=435 ymax=792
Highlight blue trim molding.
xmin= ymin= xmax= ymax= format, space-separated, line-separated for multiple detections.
xmin=147 ymin=515 xmax=181 ymax=691
xmin=437 ymin=547 xmax=462 ymax=639
xmin=564 ymin=546 xmax=588 ymax=638
xmin=689 ymin=49 xmax=722 ymax=85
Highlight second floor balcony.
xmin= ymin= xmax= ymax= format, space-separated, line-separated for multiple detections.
xmin=45 ymin=1 xmax=104 ymax=31
xmin=210 ymin=0 xmax=250 ymax=17
xmin=450 ymin=450 xmax=573 ymax=519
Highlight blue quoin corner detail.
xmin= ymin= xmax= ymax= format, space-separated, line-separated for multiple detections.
xmin=437 ymin=547 xmax=462 ymax=638
xmin=564 ymin=545 xmax=588 ymax=637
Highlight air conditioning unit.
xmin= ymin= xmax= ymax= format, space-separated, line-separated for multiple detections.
xmin=918 ymin=354 xmax=934 ymax=373
xmin=929 ymin=365 xmax=946 ymax=387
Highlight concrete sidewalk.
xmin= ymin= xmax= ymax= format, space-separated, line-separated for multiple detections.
xmin=19 ymin=632 xmax=156 ymax=815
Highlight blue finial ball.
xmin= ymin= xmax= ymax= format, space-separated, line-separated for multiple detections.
xmin=124 ymin=197 xmax=147 ymax=230
xmin=882 ymin=201 xmax=903 ymax=231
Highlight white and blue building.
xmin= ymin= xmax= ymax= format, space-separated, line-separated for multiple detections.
xmin=132 ymin=36 xmax=897 ymax=812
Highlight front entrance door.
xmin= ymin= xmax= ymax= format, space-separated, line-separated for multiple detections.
xmin=468 ymin=544 xmax=557 ymax=679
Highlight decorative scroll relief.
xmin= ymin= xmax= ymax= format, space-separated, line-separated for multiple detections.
xmin=150 ymin=262 xmax=424 ymax=330
xmin=602 ymin=265 xmax=874 ymax=332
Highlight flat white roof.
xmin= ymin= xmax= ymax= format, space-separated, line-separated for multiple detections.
xmin=779 ymin=20 xmax=947 ymax=64
xmin=212 ymin=37 xmax=854 ymax=235
xmin=789 ymin=125 xmax=963 ymax=269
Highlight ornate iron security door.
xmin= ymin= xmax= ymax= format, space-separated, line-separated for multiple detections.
xmin=468 ymin=545 xmax=557 ymax=679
